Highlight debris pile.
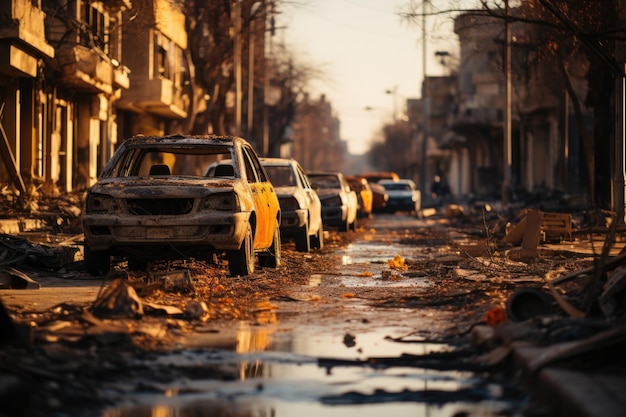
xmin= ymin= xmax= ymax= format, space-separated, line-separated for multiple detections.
xmin=0 ymin=186 xmax=84 ymax=234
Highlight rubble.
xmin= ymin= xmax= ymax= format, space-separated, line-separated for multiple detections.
xmin=1 ymin=189 xmax=626 ymax=416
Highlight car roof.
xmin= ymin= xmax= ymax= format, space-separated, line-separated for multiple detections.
xmin=259 ymin=157 xmax=296 ymax=165
xmin=307 ymin=171 xmax=342 ymax=176
xmin=379 ymin=179 xmax=414 ymax=184
xmin=121 ymin=134 xmax=243 ymax=147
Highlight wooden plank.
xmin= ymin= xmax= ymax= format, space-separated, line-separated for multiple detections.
xmin=520 ymin=209 xmax=543 ymax=258
xmin=0 ymin=104 xmax=26 ymax=194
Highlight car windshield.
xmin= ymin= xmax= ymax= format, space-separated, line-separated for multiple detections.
xmin=310 ymin=175 xmax=340 ymax=189
xmin=383 ymin=183 xmax=412 ymax=191
xmin=107 ymin=145 xmax=233 ymax=178
xmin=264 ymin=165 xmax=295 ymax=187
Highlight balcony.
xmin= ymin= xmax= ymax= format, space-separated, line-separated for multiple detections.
xmin=0 ymin=0 xmax=54 ymax=77
xmin=54 ymin=45 xmax=117 ymax=94
xmin=113 ymin=64 xmax=130 ymax=90
xmin=0 ymin=0 xmax=54 ymax=56
xmin=118 ymin=77 xmax=188 ymax=119
xmin=452 ymin=102 xmax=503 ymax=131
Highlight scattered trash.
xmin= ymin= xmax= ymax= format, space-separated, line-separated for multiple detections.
xmin=503 ymin=209 xmax=543 ymax=259
xmin=146 ymin=268 xmax=194 ymax=294
xmin=381 ymin=269 xmax=404 ymax=280
xmin=343 ymin=333 xmax=356 ymax=347
xmin=506 ymin=288 xmax=553 ymax=322
xmin=485 ymin=306 xmax=507 ymax=327
xmin=185 ymin=300 xmax=210 ymax=321
xmin=0 ymin=267 xmax=40 ymax=289
xmin=91 ymin=278 xmax=144 ymax=319
xmin=0 ymin=233 xmax=78 ymax=271
xmin=387 ymin=254 xmax=407 ymax=271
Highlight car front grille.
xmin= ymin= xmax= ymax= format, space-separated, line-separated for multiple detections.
xmin=126 ymin=198 xmax=195 ymax=215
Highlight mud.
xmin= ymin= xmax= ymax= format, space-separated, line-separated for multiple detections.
xmin=0 ymin=211 xmax=613 ymax=417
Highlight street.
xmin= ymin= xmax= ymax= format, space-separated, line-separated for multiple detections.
xmin=0 ymin=214 xmax=524 ymax=416
xmin=1 ymin=209 xmax=625 ymax=416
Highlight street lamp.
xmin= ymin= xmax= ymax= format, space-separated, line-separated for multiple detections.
xmin=385 ymin=86 xmax=398 ymax=122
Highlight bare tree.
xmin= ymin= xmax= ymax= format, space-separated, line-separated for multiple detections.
xmin=399 ymin=0 xmax=626 ymax=208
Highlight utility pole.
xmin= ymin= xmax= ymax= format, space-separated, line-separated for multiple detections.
xmin=233 ymin=0 xmax=242 ymax=136
xmin=502 ymin=0 xmax=512 ymax=207
xmin=248 ymin=2 xmax=262 ymax=144
xmin=420 ymin=0 xmax=429 ymax=197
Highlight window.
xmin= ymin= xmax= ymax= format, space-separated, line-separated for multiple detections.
xmin=154 ymin=33 xmax=171 ymax=79
xmin=81 ymin=2 xmax=107 ymax=51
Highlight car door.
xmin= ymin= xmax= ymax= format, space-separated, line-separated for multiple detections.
xmin=296 ymin=163 xmax=322 ymax=234
xmin=241 ymin=145 xmax=277 ymax=249
xmin=345 ymin=178 xmax=358 ymax=222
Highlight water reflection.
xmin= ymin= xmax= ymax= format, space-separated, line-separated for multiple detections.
xmin=100 ymin=224 xmax=522 ymax=417
xmin=102 ymin=321 xmax=517 ymax=417
xmin=307 ymin=274 xmax=322 ymax=287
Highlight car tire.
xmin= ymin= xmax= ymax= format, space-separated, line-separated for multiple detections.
xmin=310 ymin=222 xmax=324 ymax=250
xmin=228 ymin=223 xmax=255 ymax=276
xmin=84 ymin=245 xmax=111 ymax=276
xmin=128 ymin=257 xmax=148 ymax=271
xmin=259 ymin=224 xmax=281 ymax=268
xmin=295 ymin=221 xmax=310 ymax=252
xmin=340 ymin=217 xmax=349 ymax=232
xmin=349 ymin=216 xmax=357 ymax=231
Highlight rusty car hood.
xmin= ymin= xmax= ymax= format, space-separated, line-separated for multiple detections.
xmin=89 ymin=176 xmax=240 ymax=198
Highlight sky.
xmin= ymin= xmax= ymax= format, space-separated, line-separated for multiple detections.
xmin=279 ymin=0 xmax=463 ymax=155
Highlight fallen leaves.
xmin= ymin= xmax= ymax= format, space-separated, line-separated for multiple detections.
xmin=387 ymin=254 xmax=408 ymax=271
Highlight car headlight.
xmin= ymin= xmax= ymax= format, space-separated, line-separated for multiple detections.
xmin=201 ymin=192 xmax=239 ymax=211
xmin=279 ymin=196 xmax=301 ymax=211
xmin=324 ymin=195 xmax=343 ymax=206
xmin=85 ymin=193 xmax=121 ymax=213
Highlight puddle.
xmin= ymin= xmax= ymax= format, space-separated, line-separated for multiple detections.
xmin=101 ymin=324 xmax=521 ymax=417
xmin=339 ymin=242 xmax=418 ymax=265
xmin=106 ymin=395 xmax=514 ymax=417
xmin=334 ymin=242 xmax=434 ymax=288
xmin=98 ymin=221 xmax=523 ymax=417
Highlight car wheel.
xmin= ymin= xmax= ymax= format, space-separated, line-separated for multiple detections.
xmin=295 ymin=221 xmax=310 ymax=252
xmin=259 ymin=225 xmax=281 ymax=268
xmin=349 ymin=216 xmax=357 ymax=231
xmin=128 ymin=257 xmax=148 ymax=271
xmin=340 ymin=216 xmax=349 ymax=232
xmin=310 ymin=222 xmax=324 ymax=250
xmin=84 ymin=245 xmax=111 ymax=276
xmin=228 ymin=223 xmax=255 ymax=276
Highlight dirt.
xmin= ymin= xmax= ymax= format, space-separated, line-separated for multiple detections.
xmin=0 ymin=209 xmax=624 ymax=417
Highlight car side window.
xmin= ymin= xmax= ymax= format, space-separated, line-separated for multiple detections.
xmin=242 ymin=146 xmax=266 ymax=183
xmin=296 ymin=165 xmax=311 ymax=189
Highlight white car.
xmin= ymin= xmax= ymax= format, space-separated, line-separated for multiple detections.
xmin=379 ymin=179 xmax=421 ymax=215
xmin=260 ymin=158 xmax=324 ymax=252
xmin=308 ymin=171 xmax=358 ymax=232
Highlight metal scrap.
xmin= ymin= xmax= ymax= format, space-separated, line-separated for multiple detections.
xmin=91 ymin=278 xmax=144 ymax=319
xmin=0 ymin=233 xmax=78 ymax=270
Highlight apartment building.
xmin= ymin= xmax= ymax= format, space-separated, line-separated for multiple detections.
xmin=0 ymin=0 xmax=192 ymax=197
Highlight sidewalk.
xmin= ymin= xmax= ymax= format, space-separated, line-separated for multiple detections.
xmin=471 ymin=322 xmax=626 ymax=417
xmin=514 ymin=345 xmax=626 ymax=417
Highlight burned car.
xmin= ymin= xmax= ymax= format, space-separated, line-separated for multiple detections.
xmin=81 ymin=134 xmax=281 ymax=277
xmin=346 ymin=176 xmax=373 ymax=219
xmin=260 ymin=158 xmax=324 ymax=252
xmin=307 ymin=171 xmax=358 ymax=232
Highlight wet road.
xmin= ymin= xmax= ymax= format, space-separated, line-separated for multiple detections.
xmin=102 ymin=213 xmax=526 ymax=417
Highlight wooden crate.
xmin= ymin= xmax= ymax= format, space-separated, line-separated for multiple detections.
xmin=541 ymin=212 xmax=572 ymax=241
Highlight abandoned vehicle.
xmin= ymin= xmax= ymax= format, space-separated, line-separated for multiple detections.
xmin=81 ymin=134 xmax=281 ymax=277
